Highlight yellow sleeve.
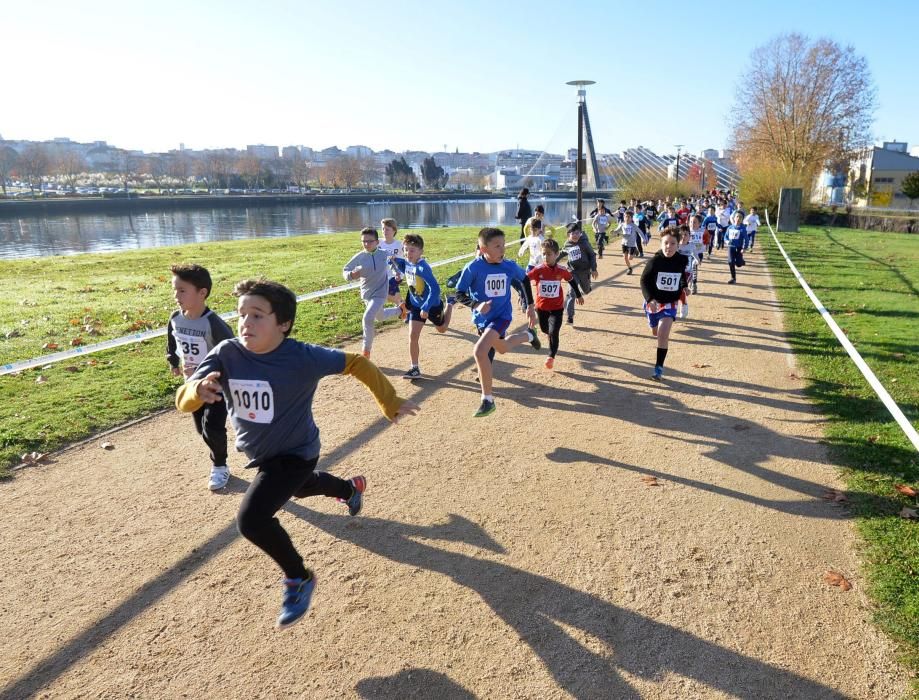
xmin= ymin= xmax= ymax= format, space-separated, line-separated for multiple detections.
xmin=523 ymin=218 xmax=533 ymax=237
xmin=176 ymin=380 xmax=206 ymax=413
xmin=342 ymin=352 xmax=406 ymax=421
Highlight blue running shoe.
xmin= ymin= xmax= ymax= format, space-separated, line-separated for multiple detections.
xmin=651 ymin=365 xmax=664 ymax=381
xmin=276 ymin=573 xmax=316 ymax=629
xmin=446 ymin=294 xmax=456 ymax=306
xmin=474 ymin=399 xmax=496 ymax=417
xmin=338 ymin=475 xmax=366 ymax=516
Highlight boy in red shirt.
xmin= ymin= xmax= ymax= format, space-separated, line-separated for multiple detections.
xmin=526 ymin=238 xmax=584 ymax=369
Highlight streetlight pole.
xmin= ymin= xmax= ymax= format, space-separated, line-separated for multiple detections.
xmin=674 ymin=144 xmax=684 ymax=184
xmin=567 ymin=80 xmax=595 ymax=226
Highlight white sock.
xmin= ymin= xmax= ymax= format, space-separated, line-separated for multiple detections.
xmin=482 ymin=394 xmax=494 ymax=402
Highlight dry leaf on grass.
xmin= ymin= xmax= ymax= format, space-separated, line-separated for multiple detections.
xmin=70 ymin=337 xmax=84 ymax=346
xmin=894 ymin=484 xmax=918 ymax=498
xmin=63 ymin=366 xmax=79 ymax=373
xmin=640 ymin=476 xmax=659 ymax=486
xmin=42 ymin=342 xmax=59 ymax=350
xmin=823 ymin=571 xmax=852 ymax=591
xmin=899 ymin=507 xmax=918 ymax=520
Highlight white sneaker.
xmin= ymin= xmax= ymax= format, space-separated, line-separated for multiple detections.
xmin=208 ymin=465 xmax=230 ymax=490
xmin=679 ymin=305 xmax=689 ymax=319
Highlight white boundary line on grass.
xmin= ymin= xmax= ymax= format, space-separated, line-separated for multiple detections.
xmin=764 ymin=210 xmax=919 ymax=452
xmin=1 ymin=250 xmax=479 ymax=376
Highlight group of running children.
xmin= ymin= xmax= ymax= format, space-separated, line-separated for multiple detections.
xmin=165 ymin=189 xmax=758 ymax=630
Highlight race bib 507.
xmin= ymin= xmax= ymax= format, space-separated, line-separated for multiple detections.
xmin=538 ymin=280 xmax=561 ymax=298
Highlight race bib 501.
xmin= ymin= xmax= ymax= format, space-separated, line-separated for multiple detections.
xmin=228 ymin=378 xmax=274 ymax=424
xmin=657 ymin=272 xmax=680 ymax=292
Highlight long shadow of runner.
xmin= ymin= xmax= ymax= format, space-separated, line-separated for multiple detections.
xmin=356 ymin=668 xmax=476 ymax=699
xmin=287 ymin=504 xmax=848 ymax=700
xmin=0 ymin=355 xmax=480 ymax=700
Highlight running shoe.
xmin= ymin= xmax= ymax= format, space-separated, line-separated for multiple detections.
xmin=208 ymin=465 xmax=229 ymax=491
xmin=276 ymin=574 xmax=316 ymax=629
xmin=527 ymin=328 xmax=541 ymax=350
xmin=361 ymin=349 xmax=371 ymax=359
xmin=473 ymin=399 xmax=496 ymax=418
xmin=544 ymin=357 xmax=554 ymax=370
xmin=446 ymin=295 xmax=456 ymax=306
xmin=627 ymin=267 xmax=633 ymax=275
xmin=338 ymin=475 xmax=366 ymax=517
xmin=566 ymin=316 xmax=574 ymax=325
xmin=445 ymin=270 xmax=461 ymax=289
xmin=651 ymin=365 xmax=664 ymax=381
xmin=679 ymin=305 xmax=689 ymax=319
xmin=691 ymin=280 xmax=698 ymax=295
xmin=402 ymin=366 xmax=421 ymax=379
xmin=727 ymin=278 xmax=736 ymax=285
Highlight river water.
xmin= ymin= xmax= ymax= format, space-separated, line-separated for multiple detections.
xmin=0 ymin=198 xmax=580 ymax=259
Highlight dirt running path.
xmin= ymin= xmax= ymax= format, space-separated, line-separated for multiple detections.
xmin=0 ymin=249 xmax=908 ymax=699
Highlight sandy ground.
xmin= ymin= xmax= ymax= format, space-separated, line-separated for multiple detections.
xmin=0 ymin=248 xmax=909 ymax=699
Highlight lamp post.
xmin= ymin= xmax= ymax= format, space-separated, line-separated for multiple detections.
xmin=673 ymin=144 xmax=684 ymax=183
xmin=566 ymin=79 xmax=595 ymax=225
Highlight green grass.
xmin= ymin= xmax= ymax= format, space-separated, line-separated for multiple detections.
xmin=0 ymin=225 xmax=506 ymax=476
xmin=762 ymin=225 xmax=919 ymax=688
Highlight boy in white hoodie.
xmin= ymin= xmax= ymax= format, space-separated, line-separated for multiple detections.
xmin=342 ymin=227 xmax=404 ymax=358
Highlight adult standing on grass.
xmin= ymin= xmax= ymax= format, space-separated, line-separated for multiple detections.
xmin=515 ymin=187 xmax=533 ymax=241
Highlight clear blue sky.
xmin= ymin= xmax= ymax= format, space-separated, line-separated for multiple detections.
xmin=4 ymin=0 xmax=915 ymax=157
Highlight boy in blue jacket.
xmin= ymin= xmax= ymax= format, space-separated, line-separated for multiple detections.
xmin=455 ymin=227 xmax=539 ymax=417
xmin=724 ymin=211 xmax=748 ymax=284
xmin=391 ymin=233 xmax=456 ymax=379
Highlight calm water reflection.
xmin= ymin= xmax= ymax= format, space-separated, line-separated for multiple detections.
xmin=0 ymin=198 xmax=579 ymax=259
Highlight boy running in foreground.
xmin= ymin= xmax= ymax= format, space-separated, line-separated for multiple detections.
xmin=176 ymin=279 xmax=418 ymax=629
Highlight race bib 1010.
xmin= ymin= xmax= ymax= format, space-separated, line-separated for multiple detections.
xmin=228 ymin=378 xmax=274 ymax=424
xmin=567 ymin=247 xmax=582 ymax=262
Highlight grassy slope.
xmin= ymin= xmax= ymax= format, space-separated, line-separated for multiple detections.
xmin=762 ymin=225 xmax=919 ymax=684
xmin=0 ymin=225 xmax=503 ymax=475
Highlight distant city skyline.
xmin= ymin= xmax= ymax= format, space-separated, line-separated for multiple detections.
xmin=4 ymin=0 xmax=916 ymax=156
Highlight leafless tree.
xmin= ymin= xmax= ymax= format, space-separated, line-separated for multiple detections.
xmin=14 ymin=144 xmax=51 ymax=196
xmin=730 ymin=33 xmax=876 ymax=182
xmin=0 ymin=146 xmax=18 ymax=195
xmin=290 ymin=156 xmax=312 ymax=192
xmin=167 ymin=153 xmax=192 ymax=189
xmin=54 ymin=151 xmax=87 ymax=190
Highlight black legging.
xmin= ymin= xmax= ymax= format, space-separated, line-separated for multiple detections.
xmin=537 ymin=308 xmax=564 ymax=357
xmin=635 ymin=231 xmax=645 ymax=256
xmin=192 ymin=400 xmax=227 ymax=466
xmin=236 ymin=455 xmax=351 ymax=579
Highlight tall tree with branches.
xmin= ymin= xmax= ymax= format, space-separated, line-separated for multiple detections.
xmin=730 ymin=34 xmax=875 ymax=185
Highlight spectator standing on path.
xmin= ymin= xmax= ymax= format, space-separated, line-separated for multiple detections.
xmin=515 ymin=187 xmax=533 ymax=241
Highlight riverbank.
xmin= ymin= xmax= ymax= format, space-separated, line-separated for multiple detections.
xmin=0 ymin=189 xmax=592 ymax=218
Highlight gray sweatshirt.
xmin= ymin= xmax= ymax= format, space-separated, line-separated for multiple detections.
xmin=342 ymin=248 xmax=391 ymax=301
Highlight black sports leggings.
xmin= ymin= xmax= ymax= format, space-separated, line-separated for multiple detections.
xmin=537 ymin=308 xmax=564 ymax=357
xmin=236 ymin=455 xmax=351 ymax=579
xmin=192 ymin=400 xmax=227 ymax=466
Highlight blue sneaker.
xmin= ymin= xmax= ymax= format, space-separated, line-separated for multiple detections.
xmin=446 ymin=294 xmax=456 ymax=306
xmin=338 ymin=475 xmax=366 ymax=516
xmin=651 ymin=365 xmax=664 ymax=381
xmin=276 ymin=574 xmax=316 ymax=629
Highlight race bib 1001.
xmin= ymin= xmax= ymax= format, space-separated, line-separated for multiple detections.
xmin=539 ymin=280 xmax=561 ymax=298
xmin=567 ymin=247 xmax=582 ymax=262
xmin=228 ymin=378 xmax=274 ymax=424
xmin=656 ymin=271 xmax=680 ymax=292
xmin=484 ymin=273 xmax=508 ymax=298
